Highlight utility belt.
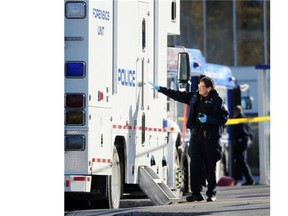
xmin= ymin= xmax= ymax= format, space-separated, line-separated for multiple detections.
xmin=194 ymin=124 xmax=208 ymax=138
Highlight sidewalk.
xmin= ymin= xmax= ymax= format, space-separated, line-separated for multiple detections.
xmin=65 ymin=184 xmax=270 ymax=216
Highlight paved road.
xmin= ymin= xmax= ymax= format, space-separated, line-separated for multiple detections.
xmin=65 ymin=185 xmax=270 ymax=216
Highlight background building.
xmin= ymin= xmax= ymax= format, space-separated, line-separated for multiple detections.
xmin=169 ymin=0 xmax=270 ymax=66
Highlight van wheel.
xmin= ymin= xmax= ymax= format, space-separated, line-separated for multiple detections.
xmin=108 ymin=146 xmax=122 ymax=208
xmin=90 ymin=146 xmax=122 ymax=209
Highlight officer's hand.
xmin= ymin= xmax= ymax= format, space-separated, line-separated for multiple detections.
xmin=198 ymin=114 xmax=207 ymax=123
xmin=148 ymin=81 xmax=160 ymax=91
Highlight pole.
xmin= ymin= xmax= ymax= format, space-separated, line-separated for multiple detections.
xmin=256 ymin=1 xmax=269 ymax=185
xmin=203 ymin=0 xmax=207 ymax=58
xmin=232 ymin=0 xmax=237 ymax=66
xmin=256 ymin=64 xmax=270 ymax=185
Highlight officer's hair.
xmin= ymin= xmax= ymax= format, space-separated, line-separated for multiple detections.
xmin=200 ymin=76 xmax=215 ymax=90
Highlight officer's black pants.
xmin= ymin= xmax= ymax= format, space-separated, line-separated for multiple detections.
xmin=233 ymin=139 xmax=253 ymax=182
xmin=188 ymin=130 xmax=222 ymax=196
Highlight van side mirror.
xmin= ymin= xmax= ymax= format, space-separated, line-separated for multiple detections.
xmin=177 ymin=52 xmax=190 ymax=91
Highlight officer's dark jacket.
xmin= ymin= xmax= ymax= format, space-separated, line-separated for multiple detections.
xmin=233 ymin=113 xmax=253 ymax=141
xmin=158 ymin=87 xmax=229 ymax=137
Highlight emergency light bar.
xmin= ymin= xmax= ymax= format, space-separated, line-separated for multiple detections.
xmin=65 ymin=62 xmax=86 ymax=78
xmin=65 ymin=2 xmax=86 ymax=19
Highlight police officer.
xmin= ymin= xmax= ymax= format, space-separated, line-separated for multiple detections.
xmin=149 ymin=76 xmax=229 ymax=202
xmin=232 ymin=105 xmax=255 ymax=185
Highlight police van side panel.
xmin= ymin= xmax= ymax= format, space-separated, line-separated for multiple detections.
xmin=65 ymin=0 xmax=181 ymax=210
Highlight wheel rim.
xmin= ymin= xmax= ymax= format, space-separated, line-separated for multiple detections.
xmin=110 ymin=147 xmax=121 ymax=208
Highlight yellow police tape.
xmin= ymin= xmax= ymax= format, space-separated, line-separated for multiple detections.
xmin=178 ymin=116 xmax=270 ymax=125
xmin=225 ymin=116 xmax=270 ymax=125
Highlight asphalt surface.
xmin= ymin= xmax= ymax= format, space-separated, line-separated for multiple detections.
xmin=65 ymin=184 xmax=270 ymax=216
